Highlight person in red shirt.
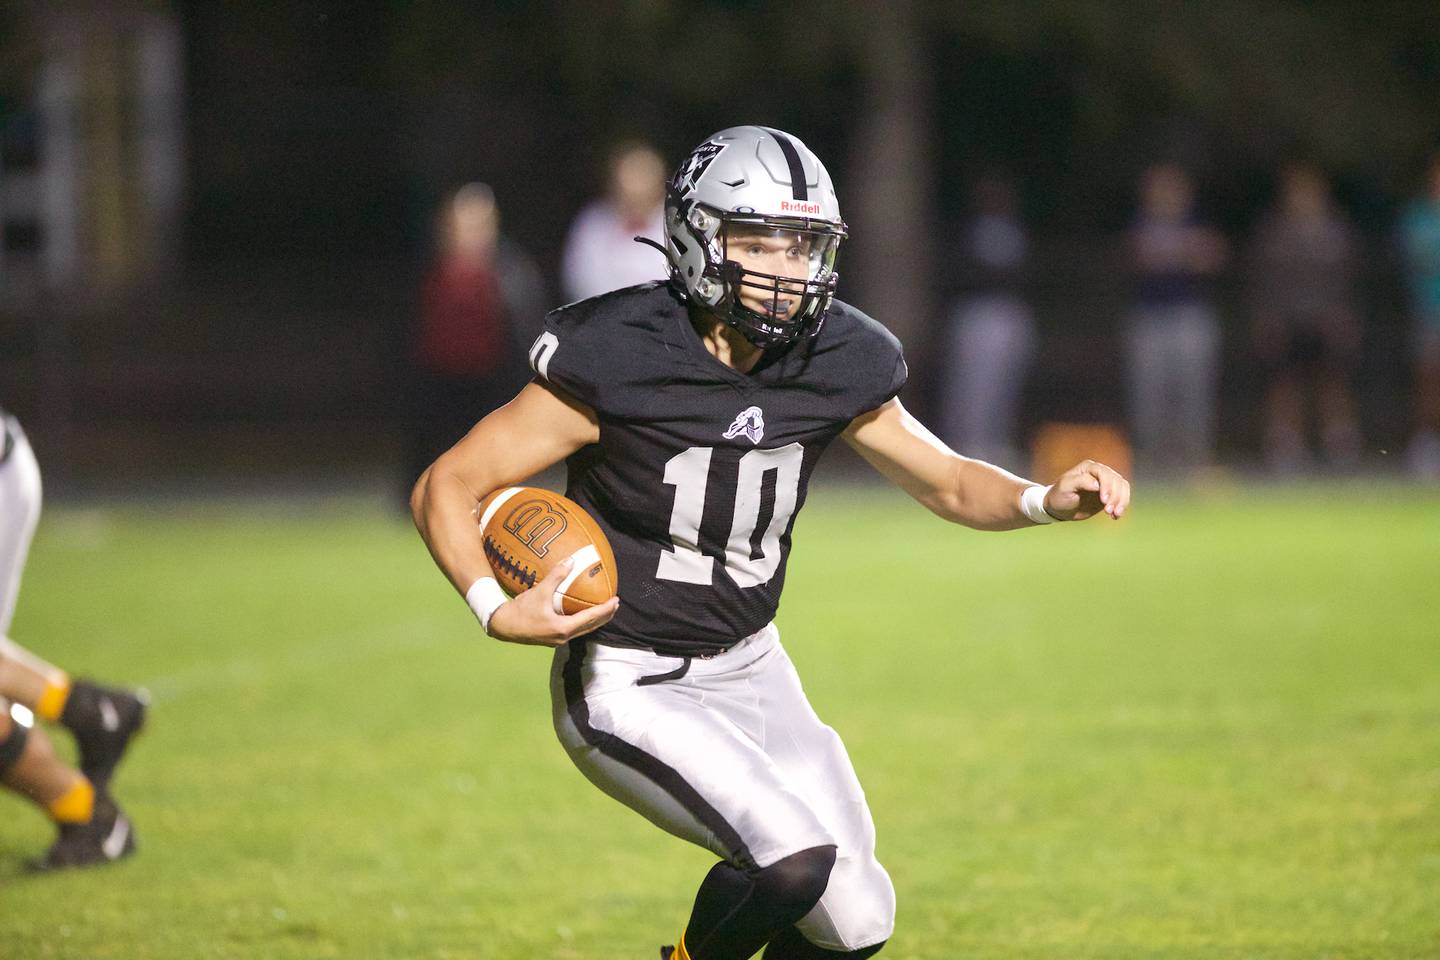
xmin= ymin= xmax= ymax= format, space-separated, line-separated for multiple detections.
xmin=407 ymin=183 xmax=546 ymax=495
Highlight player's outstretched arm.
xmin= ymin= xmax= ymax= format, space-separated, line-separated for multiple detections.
xmin=411 ymin=381 xmax=618 ymax=645
xmin=842 ymin=398 xmax=1130 ymax=530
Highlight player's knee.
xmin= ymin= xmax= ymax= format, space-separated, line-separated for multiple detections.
xmin=754 ymin=844 xmax=837 ymax=920
xmin=837 ymin=872 xmax=895 ymax=949
xmin=811 ymin=855 xmax=896 ymax=951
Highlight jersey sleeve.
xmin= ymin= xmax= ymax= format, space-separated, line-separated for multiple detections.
xmin=851 ymin=312 xmax=909 ymax=419
xmin=874 ymin=341 xmax=908 ymax=411
xmin=527 ymin=303 xmax=605 ymax=410
xmin=527 ymin=285 xmax=678 ymax=418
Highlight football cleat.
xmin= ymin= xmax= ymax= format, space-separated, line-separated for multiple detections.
xmin=63 ymin=681 xmax=149 ymax=791
xmin=33 ymin=792 xmax=136 ymax=871
xmin=660 ymin=948 xmax=675 ymax=960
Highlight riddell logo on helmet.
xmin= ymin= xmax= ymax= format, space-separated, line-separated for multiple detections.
xmin=779 ymin=200 xmax=822 ymax=215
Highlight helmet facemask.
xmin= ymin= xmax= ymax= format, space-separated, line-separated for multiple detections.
xmin=685 ymin=206 xmax=846 ymax=349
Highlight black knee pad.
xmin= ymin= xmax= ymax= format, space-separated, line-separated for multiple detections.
xmin=0 ymin=718 xmax=30 ymax=775
xmin=752 ymin=845 xmax=838 ymax=918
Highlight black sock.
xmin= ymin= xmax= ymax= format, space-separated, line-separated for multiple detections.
xmin=0 ymin=718 xmax=30 ymax=776
xmin=684 ymin=845 xmax=836 ymax=960
xmin=58 ymin=680 xmax=105 ymax=734
xmin=763 ymin=925 xmax=887 ymax=959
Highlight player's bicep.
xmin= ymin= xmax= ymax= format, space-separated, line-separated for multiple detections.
xmin=842 ymin=398 xmax=960 ymax=511
xmin=429 ymin=380 xmax=599 ymax=499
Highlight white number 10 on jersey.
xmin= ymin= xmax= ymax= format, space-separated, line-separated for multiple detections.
xmin=657 ymin=443 xmax=804 ymax=588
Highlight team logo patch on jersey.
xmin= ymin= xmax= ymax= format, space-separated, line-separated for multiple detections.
xmin=724 ymin=406 xmax=766 ymax=445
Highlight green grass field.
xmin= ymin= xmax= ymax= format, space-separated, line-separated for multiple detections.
xmin=1 ymin=484 xmax=1437 ymax=959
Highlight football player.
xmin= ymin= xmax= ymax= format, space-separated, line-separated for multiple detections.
xmin=412 ymin=126 xmax=1130 ymax=959
xmin=0 ymin=407 xmax=145 ymax=869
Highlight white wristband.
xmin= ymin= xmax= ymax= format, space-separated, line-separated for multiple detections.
xmin=465 ymin=577 xmax=510 ymax=634
xmin=1019 ymin=484 xmax=1057 ymax=524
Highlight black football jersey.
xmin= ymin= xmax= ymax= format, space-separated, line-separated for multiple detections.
xmin=530 ymin=282 xmax=906 ymax=654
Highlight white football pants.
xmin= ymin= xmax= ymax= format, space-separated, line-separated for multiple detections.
xmin=0 ymin=419 xmax=42 ymax=635
xmin=551 ymin=623 xmax=895 ymax=952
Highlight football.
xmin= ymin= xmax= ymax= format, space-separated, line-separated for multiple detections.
xmin=476 ymin=486 xmax=618 ymax=614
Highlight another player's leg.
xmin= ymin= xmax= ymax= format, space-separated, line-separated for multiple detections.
xmin=0 ymin=697 xmax=135 ymax=869
xmin=0 ymin=421 xmax=148 ymax=789
xmin=0 ymin=638 xmax=148 ymax=790
xmin=0 ymin=413 xmax=44 ymax=636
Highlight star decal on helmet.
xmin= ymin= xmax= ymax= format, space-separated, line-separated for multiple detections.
xmin=671 ymin=141 xmax=727 ymax=195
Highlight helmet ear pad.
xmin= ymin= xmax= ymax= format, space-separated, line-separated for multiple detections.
xmin=664 ymin=194 xmax=726 ymax=309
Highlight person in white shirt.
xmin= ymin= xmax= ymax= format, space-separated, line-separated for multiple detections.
xmin=561 ymin=141 xmax=669 ymax=302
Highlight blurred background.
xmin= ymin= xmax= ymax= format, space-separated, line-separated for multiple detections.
xmin=2 ymin=6 xmax=1438 ymax=955
xmin=2 ymin=0 xmax=1439 ymax=495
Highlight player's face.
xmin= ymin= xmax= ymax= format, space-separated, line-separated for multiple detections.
xmin=724 ymin=226 xmax=815 ymax=322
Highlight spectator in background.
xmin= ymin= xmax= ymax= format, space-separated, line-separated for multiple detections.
xmin=1123 ymin=163 xmax=1228 ymax=478
xmin=560 ymin=140 xmax=668 ymax=302
xmin=1400 ymin=152 xmax=1440 ymax=481
xmin=407 ymin=183 xmax=547 ymax=494
xmin=939 ymin=174 xmax=1035 ymax=470
xmin=1247 ymin=163 xmax=1363 ymax=474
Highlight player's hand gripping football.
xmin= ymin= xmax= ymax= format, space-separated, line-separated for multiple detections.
xmin=487 ymin=558 xmax=620 ymax=647
xmin=1045 ymin=460 xmax=1131 ymax=521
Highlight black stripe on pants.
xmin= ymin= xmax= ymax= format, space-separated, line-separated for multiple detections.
xmin=561 ymin=638 xmax=759 ymax=873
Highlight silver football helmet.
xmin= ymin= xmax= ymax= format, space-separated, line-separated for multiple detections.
xmin=662 ymin=126 xmax=847 ymax=348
